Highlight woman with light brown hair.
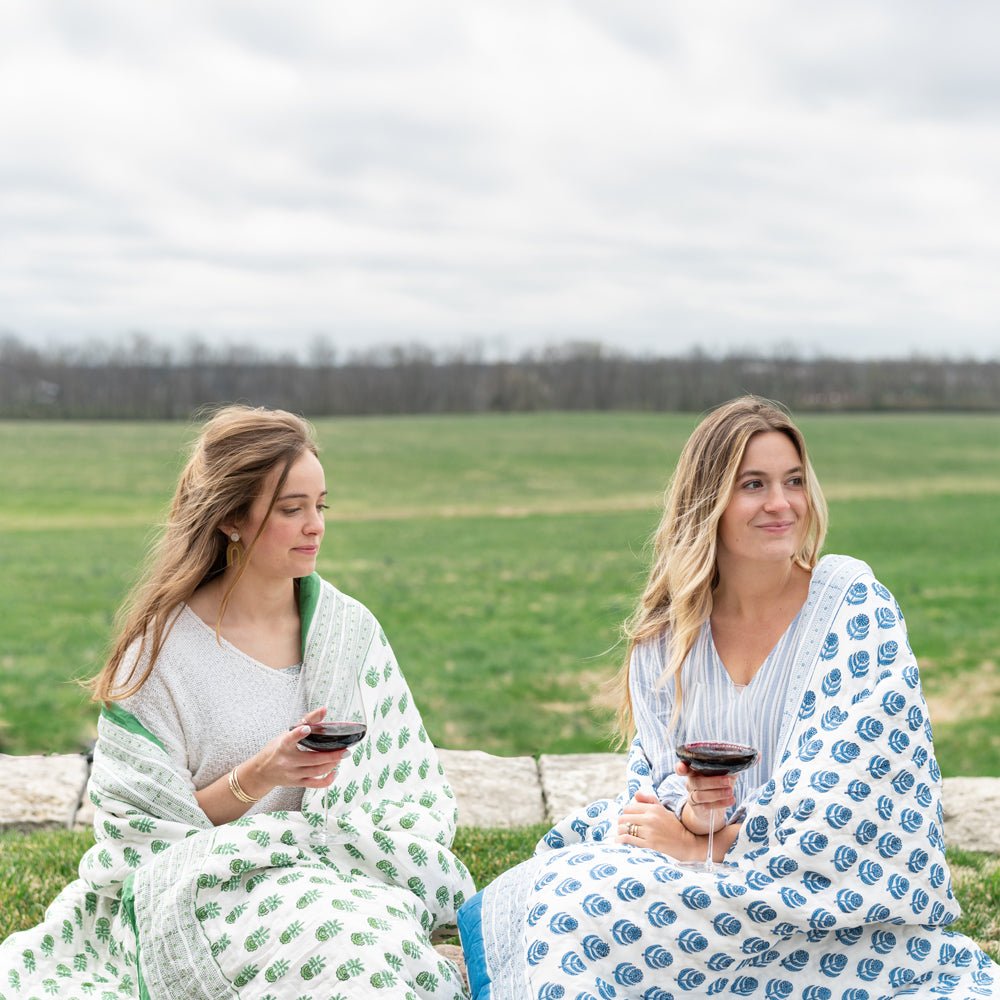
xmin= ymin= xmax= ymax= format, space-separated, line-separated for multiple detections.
xmin=2 ymin=404 xmax=473 ymax=1000
xmin=458 ymin=395 xmax=996 ymax=1000
xmin=90 ymin=405 xmax=345 ymax=822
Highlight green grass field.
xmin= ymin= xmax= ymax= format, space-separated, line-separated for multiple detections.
xmin=1 ymin=412 xmax=999 ymax=775
xmin=2 ymin=412 xmax=1000 ymax=963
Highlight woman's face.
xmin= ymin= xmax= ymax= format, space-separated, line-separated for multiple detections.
xmin=716 ymin=431 xmax=808 ymax=567
xmin=230 ymin=450 xmax=327 ymax=581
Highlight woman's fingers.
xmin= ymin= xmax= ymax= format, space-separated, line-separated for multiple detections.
xmin=688 ymin=786 xmax=735 ymax=807
xmin=687 ymin=775 xmax=733 ymax=800
xmin=294 ymin=748 xmax=347 ymax=780
xmin=297 ymin=706 xmax=327 ymax=726
xmin=688 ymin=783 xmax=734 ymax=801
xmin=292 ymin=706 xmax=327 ymax=729
xmin=622 ymin=796 xmax=667 ymax=823
xmin=621 ymin=801 xmax=657 ymax=817
xmin=690 ymin=795 xmax=735 ymax=814
xmin=305 ymin=755 xmax=345 ymax=787
xmin=302 ymin=769 xmax=338 ymax=787
xmin=687 ymin=772 xmax=733 ymax=791
xmin=286 ymin=724 xmax=313 ymax=748
xmin=296 ymin=747 xmax=346 ymax=768
xmin=617 ymin=825 xmax=643 ymax=845
xmin=684 ymin=774 xmax=735 ymax=817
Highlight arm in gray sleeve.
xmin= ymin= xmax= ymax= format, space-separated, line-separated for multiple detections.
xmin=629 ymin=636 xmax=689 ymax=818
xmin=114 ymin=639 xmax=191 ymax=776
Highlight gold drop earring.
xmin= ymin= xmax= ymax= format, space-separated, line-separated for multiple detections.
xmin=226 ymin=531 xmax=243 ymax=568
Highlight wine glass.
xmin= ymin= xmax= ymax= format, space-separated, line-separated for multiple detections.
xmin=674 ymin=681 xmax=758 ymax=873
xmin=293 ymin=669 xmax=368 ymax=847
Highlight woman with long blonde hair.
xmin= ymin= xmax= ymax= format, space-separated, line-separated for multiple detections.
xmin=2 ymin=404 xmax=473 ymax=1000
xmin=611 ymin=395 xmax=828 ymax=859
xmin=458 ymin=395 xmax=996 ymax=1000
xmin=616 ymin=394 xmax=827 ymax=735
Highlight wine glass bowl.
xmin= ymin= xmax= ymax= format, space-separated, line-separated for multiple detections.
xmin=295 ymin=721 xmax=367 ymax=751
xmin=675 ymin=741 xmax=758 ymax=777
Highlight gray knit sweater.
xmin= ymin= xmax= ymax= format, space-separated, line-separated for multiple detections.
xmin=116 ymin=605 xmax=308 ymax=815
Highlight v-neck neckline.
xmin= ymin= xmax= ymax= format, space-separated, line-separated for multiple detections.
xmin=706 ymin=603 xmax=805 ymax=691
xmin=181 ymin=605 xmax=302 ymax=675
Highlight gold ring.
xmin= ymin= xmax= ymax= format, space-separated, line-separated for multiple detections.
xmin=627 ymin=822 xmax=639 ymax=838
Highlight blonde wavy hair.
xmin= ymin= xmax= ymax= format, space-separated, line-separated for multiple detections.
xmin=88 ymin=405 xmax=319 ymax=704
xmin=611 ymin=396 xmax=828 ymax=746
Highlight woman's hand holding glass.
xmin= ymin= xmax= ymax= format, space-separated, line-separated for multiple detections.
xmin=237 ymin=706 xmax=347 ymax=800
xmin=674 ymin=682 xmax=758 ymax=872
xmin=676 ymin=763 xmax=736 ymax=835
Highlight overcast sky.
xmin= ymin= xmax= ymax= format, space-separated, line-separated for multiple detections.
xmin=2 ymin=1 xmax=999 ymax=360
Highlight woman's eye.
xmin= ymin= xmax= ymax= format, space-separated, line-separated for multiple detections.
xmin=787 ymin=476 xmax=804 ymax=487
xmin=742 ymin=479 xmax=763 ymax=490
xmin=281 ymin=507 xmax=300 ymax=515
xmin=317 ymin=503 xmax=329 ymax=512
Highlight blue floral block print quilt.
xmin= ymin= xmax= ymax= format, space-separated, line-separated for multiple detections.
xmin=458 ymin=556 xmax=997 ymax=999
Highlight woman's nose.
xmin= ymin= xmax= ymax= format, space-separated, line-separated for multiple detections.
xmin=764 ymin=485 xmax=791 ymax=510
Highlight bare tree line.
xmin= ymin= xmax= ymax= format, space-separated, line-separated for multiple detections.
xmin=1 ymin=334 xmax=998 ymax=418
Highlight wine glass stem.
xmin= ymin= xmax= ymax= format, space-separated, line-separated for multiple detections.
xmin=705 ymin=807 xmax=715 ymax=872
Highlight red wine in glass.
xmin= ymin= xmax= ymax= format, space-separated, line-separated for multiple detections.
xmin=675 ymin=741 xmax=758 ymax=777
xmin=294 ymin=722 xmax=367 ymax=751
xmin=675 ymin=739 xmax=758 ymax=873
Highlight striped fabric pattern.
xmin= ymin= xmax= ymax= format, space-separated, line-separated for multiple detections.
xmin=631 ymin=568 xmax=822 ymax=822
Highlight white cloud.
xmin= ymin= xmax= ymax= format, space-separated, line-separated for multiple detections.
xmin=1 ymin=1 xmax=998 ymax=358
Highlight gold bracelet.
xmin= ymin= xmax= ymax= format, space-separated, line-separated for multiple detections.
xmin=228 ymin=766 xmax=260 ymax=805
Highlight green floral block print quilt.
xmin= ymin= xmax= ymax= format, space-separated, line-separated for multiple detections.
xmin=0 ymin=577 xmax=475 ymax=999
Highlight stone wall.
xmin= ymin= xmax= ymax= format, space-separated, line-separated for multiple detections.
xmin=2 ymin=750 xmax=998 ymax=854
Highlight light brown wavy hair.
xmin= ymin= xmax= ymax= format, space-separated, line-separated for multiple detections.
xmin=611 ymin=395 xmax=828 ymax=746
xmin=88 ymin=405 xmax=319 ymax=703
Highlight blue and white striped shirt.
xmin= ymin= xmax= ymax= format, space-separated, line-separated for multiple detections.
xmin=630 ymin=575 xmax=822 ymax=823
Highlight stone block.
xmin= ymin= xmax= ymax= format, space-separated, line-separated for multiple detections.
xmin=539 ymin=752 xmax=627 ymax=823
xmin=74 ymin=790 xmax=96 ymax=832
xmin=941 ymin=777 xmax=1000 ymax=854
xmin=0 ymin=753 xmax=89 ymax=832
xmin=437 ymin=749 xmax=545 ymax=828
xmin=433 ymin=943 xmax=467 ymax=989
